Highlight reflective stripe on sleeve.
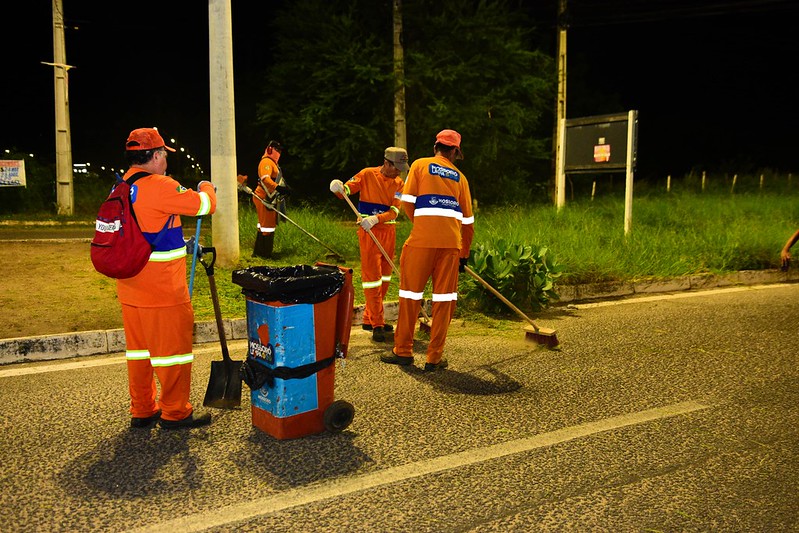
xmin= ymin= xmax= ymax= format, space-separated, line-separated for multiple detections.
xmin=195 ymin=191 xmax=212 ymax=216
xmin=150 ymin=353 xmax=194 ymax=367
xmin=461 ymin=215 xmax=475 ymax=225
xmin=401 ymin=194 xmax=417 ymax=204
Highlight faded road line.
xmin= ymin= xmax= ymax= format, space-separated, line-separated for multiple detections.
xmin=131 ymin=400 xmax=712 ymax=533
xmin=0 ymin=343 xmax=244 ymax=378
xmin=577 ymin=283 xmax=793 ymax=309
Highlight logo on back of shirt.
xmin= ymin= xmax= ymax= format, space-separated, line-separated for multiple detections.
xmin=429 ymin=163 xmax=460 ymax=182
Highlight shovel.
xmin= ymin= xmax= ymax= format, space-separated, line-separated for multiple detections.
xmin=200 ymin=246 xmax=243 ymax=409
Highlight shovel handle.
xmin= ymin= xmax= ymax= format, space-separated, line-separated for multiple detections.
xmin=201 ymin=247 xmax=231 ymax=362
xmin=463 ymin=265 xmax=541 ymax=333
xmin=339 ymin=191 xmax=431 ymax=322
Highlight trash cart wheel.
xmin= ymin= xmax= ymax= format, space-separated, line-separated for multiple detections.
xmin=323 ymin=400 xmax=355 ymax=433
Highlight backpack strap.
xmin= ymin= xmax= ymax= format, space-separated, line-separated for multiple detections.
xmin=123 ymin=171 xmax=174 ymax=248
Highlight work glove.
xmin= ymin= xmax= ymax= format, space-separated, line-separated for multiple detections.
xmin=458 ymin=257 xmax=468 ymax=273
xmin=360 ymin=215 xmax=379 ymax=231
xmin=236 ymin=174 xmax=248 ymax=185
xmin=275 ymin=184 xmax=292 ymax=196
xmin=198 ymin=180 xmax=217 ymax=193
xmin=329 ymin=179 xmax=345 ymax=195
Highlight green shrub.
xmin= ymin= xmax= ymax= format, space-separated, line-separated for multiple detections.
xmin=462 ymin=238 xmax=564 ymax=315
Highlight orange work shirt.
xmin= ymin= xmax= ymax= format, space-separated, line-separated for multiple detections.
xmin=117 ymin=168 xmax=217 ymax=307
xmin=345 ymin=166 xmax=404 ymax=224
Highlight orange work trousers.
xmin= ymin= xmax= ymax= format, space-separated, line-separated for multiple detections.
xmin=121 ymin=302 xmax=195 ymax=422
xmin=253 ymin=192 xmax=277 ymax=234
xmin=359 ymin=225 xmax=395 ymax=328
xmin=394 ymin=245 xmax=459 ymax=364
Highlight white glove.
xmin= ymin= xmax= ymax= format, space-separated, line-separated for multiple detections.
xmin=198 ymin=180 xmax=217 ymax=192
xmin=360 ymin=215 xmax=379 ymax=231
xmin=330 ymin=179 xmax=345 ymax=195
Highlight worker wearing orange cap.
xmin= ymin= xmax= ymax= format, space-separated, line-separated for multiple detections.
xmin=381 ymin=129 xmax=474 ymax=371
xmin=119 ymin=127 xmax=217 ymax=430
xmin=253 ymin=140 xmax=291 ymax=258
xmin=330 ymin=147 xmax=407 ymax=342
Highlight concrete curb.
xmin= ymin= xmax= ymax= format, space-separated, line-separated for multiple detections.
xmin=2 ymin=269 xmax=797 ymax=365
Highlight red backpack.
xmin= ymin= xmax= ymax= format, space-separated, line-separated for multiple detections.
xmin=90 ymin=172 xmax=172 ymax=279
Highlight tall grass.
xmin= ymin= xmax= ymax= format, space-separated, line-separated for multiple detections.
xmin=126 ymin=187 xmax=799 ymax=321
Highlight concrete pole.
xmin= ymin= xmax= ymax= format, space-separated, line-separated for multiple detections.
xmin=393 ymin=0 xmax=407 ymax=153
xmin=208 ymin=0 xmax=239 ymax=267
xmin=52 ymin=0 xmax=73 ymax=215
xmin=553 ymin=0 xmax=568 ymax=206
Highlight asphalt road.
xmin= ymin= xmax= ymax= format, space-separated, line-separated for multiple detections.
xmin=1 ymin=283 xmax=797 ymax=532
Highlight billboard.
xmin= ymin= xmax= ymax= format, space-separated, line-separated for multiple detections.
xmin=0 ymin=160 xmax=26 ymax=187
xmin=564 ymin=112 xmax=638 ymax=173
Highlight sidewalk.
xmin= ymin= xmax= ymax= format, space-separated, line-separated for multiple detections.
xmin=2 ymin=268 xmax=796 ymax=365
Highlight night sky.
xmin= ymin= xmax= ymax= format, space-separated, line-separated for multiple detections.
xmin=2 ymin=1 xmax=797 ymax=183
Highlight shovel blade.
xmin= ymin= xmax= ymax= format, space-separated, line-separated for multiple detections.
xmin=203 ymin=359 xmax=243 ymax=409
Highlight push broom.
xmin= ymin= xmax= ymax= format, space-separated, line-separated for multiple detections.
xmin=339 ymin=192 xmax=432 ymax=333
xmin=463 ymin=265 xmax=559 ymax=347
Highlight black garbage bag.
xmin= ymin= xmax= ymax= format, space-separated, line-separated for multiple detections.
xmin=231 ymin=264 xmax=344 ymax=305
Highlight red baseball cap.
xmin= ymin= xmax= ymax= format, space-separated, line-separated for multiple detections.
xmin=125 ymin=128 xmax=176 ymax=152
xmin=435 ymin=129 xmax=463 ymax=158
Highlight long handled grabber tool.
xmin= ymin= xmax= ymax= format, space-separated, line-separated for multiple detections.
xmin=463 ymin=265 xmax=560 ymax=348
xmin=238 ymin=182 xmax=345 ymax=262
xmin=339 ymin=193 xmax=432 ymax=333
xmin=199 ymin=245 xmax=243 ymax=408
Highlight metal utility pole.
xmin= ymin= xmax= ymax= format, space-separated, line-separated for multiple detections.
xmin=208 ymin=0 xmax=239 ymax=267
xmin=393 ymin=0 xmax=407 ymax=152
xmin=553 ymin=0 xmax=568 ymax=207
xmin=50 ymin=0 xmax=74 ymax=215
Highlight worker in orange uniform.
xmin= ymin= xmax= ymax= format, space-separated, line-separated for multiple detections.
xmin=329 ymin=147 xmax=408 ymax=342
xmin=381 ymin=130 xmax=474 ymax=371
xmin=253 ymin=140 xmax=291 ymax=258
xmin=120 ymin=127 xmax=217 ymax=430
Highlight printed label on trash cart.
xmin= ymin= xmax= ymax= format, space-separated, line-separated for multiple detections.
xmin=245 ymin=298 xmax=319 ymax=417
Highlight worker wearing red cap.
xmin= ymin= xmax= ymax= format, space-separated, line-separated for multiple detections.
xmin=381 ymin=129 xmax=474 ymax=371
xmin=330 ymin=147 xmax=407 ymax=342
xmin=119 ymin=127 xmax=217 ymax=430
xmin=253 ymin=140 xmax=291 ymax=258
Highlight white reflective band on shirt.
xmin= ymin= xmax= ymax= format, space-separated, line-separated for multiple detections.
xmin=151 ymin=246 xmax=188 ymax=262
xmin=414 ymin=207 xmax=462 ymax=220
xmin=432 ymin=292 xmax=458 ymax=302
xmin=399 ymin=289 xmax=424 ymax=300
xmin=150 ymin=353 xmax=194 ymax=367
xmin=462 ymin=215 xmax=475 ymax=224
xmin=257 ymin=223 xmax=275 ymax=234
xmin=196 ymin=191 xmax=212 ymax=216
xmin=126 ymin=349 xmax=150 ymax=361
xmin=401 ymin=194 xmax=417 ymax=204
xmin=361 ymin=279 xmax=382 ymax=289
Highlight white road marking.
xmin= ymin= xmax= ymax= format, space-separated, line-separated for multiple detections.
xmin=576 ymin=283 xmax=794 ymax=309
xmin=130 ymin=400 xmax=711 ymax=533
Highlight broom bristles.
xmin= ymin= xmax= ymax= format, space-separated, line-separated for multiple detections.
xmin=524 ymin=325 xmax=559 ymax=347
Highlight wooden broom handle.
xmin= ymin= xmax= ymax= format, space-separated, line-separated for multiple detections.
xmin=463 ymin=265 xmax=540 ymax=332
xmin=339 ymin=190 xmax=431 ymax=322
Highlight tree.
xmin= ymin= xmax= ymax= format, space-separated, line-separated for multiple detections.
xmin=255 ymin=0 xmax=555 ymax=204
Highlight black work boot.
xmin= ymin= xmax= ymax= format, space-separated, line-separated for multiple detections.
xmin=372 ymin=326 xmax=386 ymax=342
xmin=253 ymin=232 xmax=274 ymax=258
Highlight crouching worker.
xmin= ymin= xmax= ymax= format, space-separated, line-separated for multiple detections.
xmin=119 ymin=127 xmax=217 ymax=430
xmin=330 ymin=147 xmax=408 ymax=342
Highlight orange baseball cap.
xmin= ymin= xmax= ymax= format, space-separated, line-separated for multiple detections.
xmin=435 ymin=129 xmax=463 ymax=158
xmin=125 ymin=128 xmax=176 ymax=152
